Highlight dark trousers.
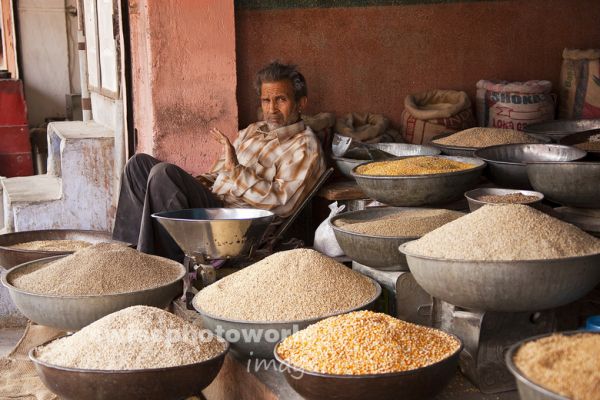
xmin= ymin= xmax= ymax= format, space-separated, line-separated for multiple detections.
xmin=112 ymin=153 xmax=223 ymax=262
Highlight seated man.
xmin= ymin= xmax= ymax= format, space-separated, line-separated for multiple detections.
xmin=113 ymin=61 xmax=326 ymax=261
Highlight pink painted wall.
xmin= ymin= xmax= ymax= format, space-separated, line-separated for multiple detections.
xmin=235 ymin=0 xmax=600 ymax=130
xmin=130 ymin=0 xmax=238 ymax=175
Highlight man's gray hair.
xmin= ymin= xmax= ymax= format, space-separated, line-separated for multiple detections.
xmin=255 ymin=61 xmax=307 ymax=101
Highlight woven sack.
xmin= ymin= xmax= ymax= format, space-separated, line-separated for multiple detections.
xmin=559 ymin=48 xmax=600 ymax=119
xmin=400 ymin=90 xmax=475 ymax=145
xmin=335 ymin=113 xmax=389 ymax=144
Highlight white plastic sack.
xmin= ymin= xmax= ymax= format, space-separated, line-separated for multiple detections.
xmin=314 ymin=202 xmax=346 ymax=257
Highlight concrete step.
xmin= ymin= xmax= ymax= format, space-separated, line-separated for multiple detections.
xmin=0 ymin=120 xmax=115 ymax=233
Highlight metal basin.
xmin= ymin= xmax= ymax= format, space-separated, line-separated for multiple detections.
xmin=273 ymin=335 xmax=462 ymax=400
xmin=29 ymin=338 xmax=228 ymax=400
xmin=559 ymin=129 xmax=600 ymax=160
xmin=474 ymin=144 xmax=586 ymax=189
xmin=1 ymin=255 xmax=186 ymax=330
xmin=527 ymin=161 xmax=600 ymax=208
xmin=399 ymin=243 xmax=600 ymax=312
xmin=193 ymin=281 xmax=381 ymax=358
xmin=431 ymin=132 xmax=551 ymax=158
xmin=152 ymin=208 xmax=274 ymax=262
xmin=505 ymin=331 xmax=595 ymax=400
xmin=464 ymin=188 xmax=544 ymax=212
xmin=0 ymin=230 xmax=128 ymax=270
xmin=351 ymin=156 xmax=485 ymax=207
xmin=524 ymin=118 xmax=600 ymax=141
xmin=330 ymin=207 xmax=459 ymax=270
xmin=332 ymin=144 xmax=441 ymax=179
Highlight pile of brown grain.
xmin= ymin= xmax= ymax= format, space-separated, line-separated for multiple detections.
xmin=11 ymin=243 xmax=183 ymax=295
xmin=432 ymin=127 xmax=541 ymax=148
xmin=335 ymin=209 xmax=463 ymax=237
xmin=8 ymin=239 xmax=92 ymax=252
xmin=574 ymin=134 xmax=600 ymax=152
xmin=277 ymin=311 xmax=460 ymax=375
xmin=514 ymin=333 xmax=600 ymax=400
xmin=477 ymin=193 xmax=540 ymax=204
xmin=36 ymin=306 xmax=227 ymax=370
xmin=404 ymin=204 xmax=600 ymax=260
xmin=194 ymin=249 xmax=377 ymax=322
xmin=356 ymin=156 xmax=475 ymax=176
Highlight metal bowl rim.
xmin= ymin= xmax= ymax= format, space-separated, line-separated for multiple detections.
xmin=152 ymin=208 xmax=275 ymax=222
xmin=523 ymin=118 xmax=600 ymax=135
xmin=350 ymin=156 xmax=486 ymax=179
xmin=430 ymin=132 xmax=550 ymax=152
xmin=1 ymin=255 xmax=186 ymax=299
xmin=526 ymin=160 xmax=600 ymax=166
xmin=272 ymin=331 xmax=463 ymax=379
xmin=505 ymin=330 xmax=598 ymax=400
xmin=329 ymin=207 xmax=464 ymax=240
xmin=464 ymin=188 xmax=544 ymax=207
xmin=29 ymin=334 xmax=230 ymax=374
xmin=473 ymin=144 xmax=587 ymax=166
xmin=399 ymin=241 xmax=600 ymax=264
xmin=0 ymin=229 xmax=128 ymax=255
xmin=193 ymin=279 xmax=382 ymax=325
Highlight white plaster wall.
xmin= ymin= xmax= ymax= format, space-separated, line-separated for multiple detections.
xmin=18 ymin=0 xmax=79 ymax=126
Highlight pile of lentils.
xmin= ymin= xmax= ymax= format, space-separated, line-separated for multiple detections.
xmin=432 ymin=127 xmax=542 ymax=148
xmin=194 ymin=249 xmax=377 ymax=322
xmin=404 ymin=204 xmax=600 ymax=261
xmin=514 ymin=333 xmax=600 ymax=400
xmin=276 ymin=311 xmax=460 ymax=375
xmin=11 ymin=242 xmax=183 ymax=295
xmin=355 ymin=156 xmax=476 ymax=176
xmin=334 ymin=209 xmax=464 ymax=237
xmin=36 ymin=306 xmax=227 ymax=370
xmin=8 ymin=239 xmax=92 ymax=252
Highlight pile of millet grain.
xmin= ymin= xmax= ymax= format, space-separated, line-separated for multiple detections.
xmin=432 ymin=127 xmax=542 ymax=148
xmin=35 ymin=306 xmax=226 ymax=370
xmin=404 ymin=204 xmax=600 ymax=261
xmin=514 ymin=333 xmax=600 ymax=400
xmin=194 ymin=249 xmax=377 ymax=322
xmin=334 ymin=209 xmax=464 ymax=237
xmin=276 ymin=311 xmax=460 ymax=375
xmin=11 ymin=242 xmax=183 ymax=296
xmin=8 ymin=239 xmax=93 ymax=252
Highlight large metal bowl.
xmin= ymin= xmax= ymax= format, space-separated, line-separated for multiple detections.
xmin=399 ymin=243 xmax=600 ymax=312
xmin=505 ymin=331 xmax=596 ymax=400
xmin=430 ymin=132 xmax=550 ymax=157
xmin=330 ymin=207 xmax=463 ymax=270
xmin=524 ymin=118 xmax=600 ymax=141
xmin=0 ymin=230 xmax=128 ymax=270
xmin=474 ymin=144 xmax=587 ymax=189
xmin=332 ymin=144 xmax=441 ymax=179
xmin=527 ymin=161 xmax=600 ymax=208
xmin=193 ymin=280 xmax=381 ymax=358
xmin=152 ymin=208 xmax=274 ymax=262
xmin=1 ymin=255 xmax=186 ymax=330
xmin=273 ymin=334 xmax=462 ymax=400
xmin=558 ymin=129 xmax=600 ymax=160
xmin=29 ymin=337 xmax=229 ymax=400
xmin=464 ymin=188 xmax=544 ymax=212
xmin=351 ymin=156 xmax=486 ymax=207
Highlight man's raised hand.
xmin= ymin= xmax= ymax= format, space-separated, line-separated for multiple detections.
xmin=209 ymin=128 xmax=238 ymax=172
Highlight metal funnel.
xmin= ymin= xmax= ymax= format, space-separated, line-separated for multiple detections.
xmin=152 ymin=208 xmax=274 ymax=263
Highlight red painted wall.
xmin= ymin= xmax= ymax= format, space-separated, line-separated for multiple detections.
xmin=235 ymin=0 xmax=600 ymax=130
xmin=130 ymin=0 xmax=238 ymax=175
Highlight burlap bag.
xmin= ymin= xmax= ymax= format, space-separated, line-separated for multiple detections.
xmin=401 ymin=90 xmax=475 ymax=144
xmin=335 ymin=113 xmax=389 ymax=143
xmin=0 ymin=323 xmax=65 ymax=399
xmin=559 ymin=48 xmax=600 ymax=119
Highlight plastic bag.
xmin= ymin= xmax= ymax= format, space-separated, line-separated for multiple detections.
xmin=314 ymin=202 xmax=346 ymax=257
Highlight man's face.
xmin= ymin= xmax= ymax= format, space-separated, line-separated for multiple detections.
xmin=260 ymin=80 xmax=306 ymax=131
